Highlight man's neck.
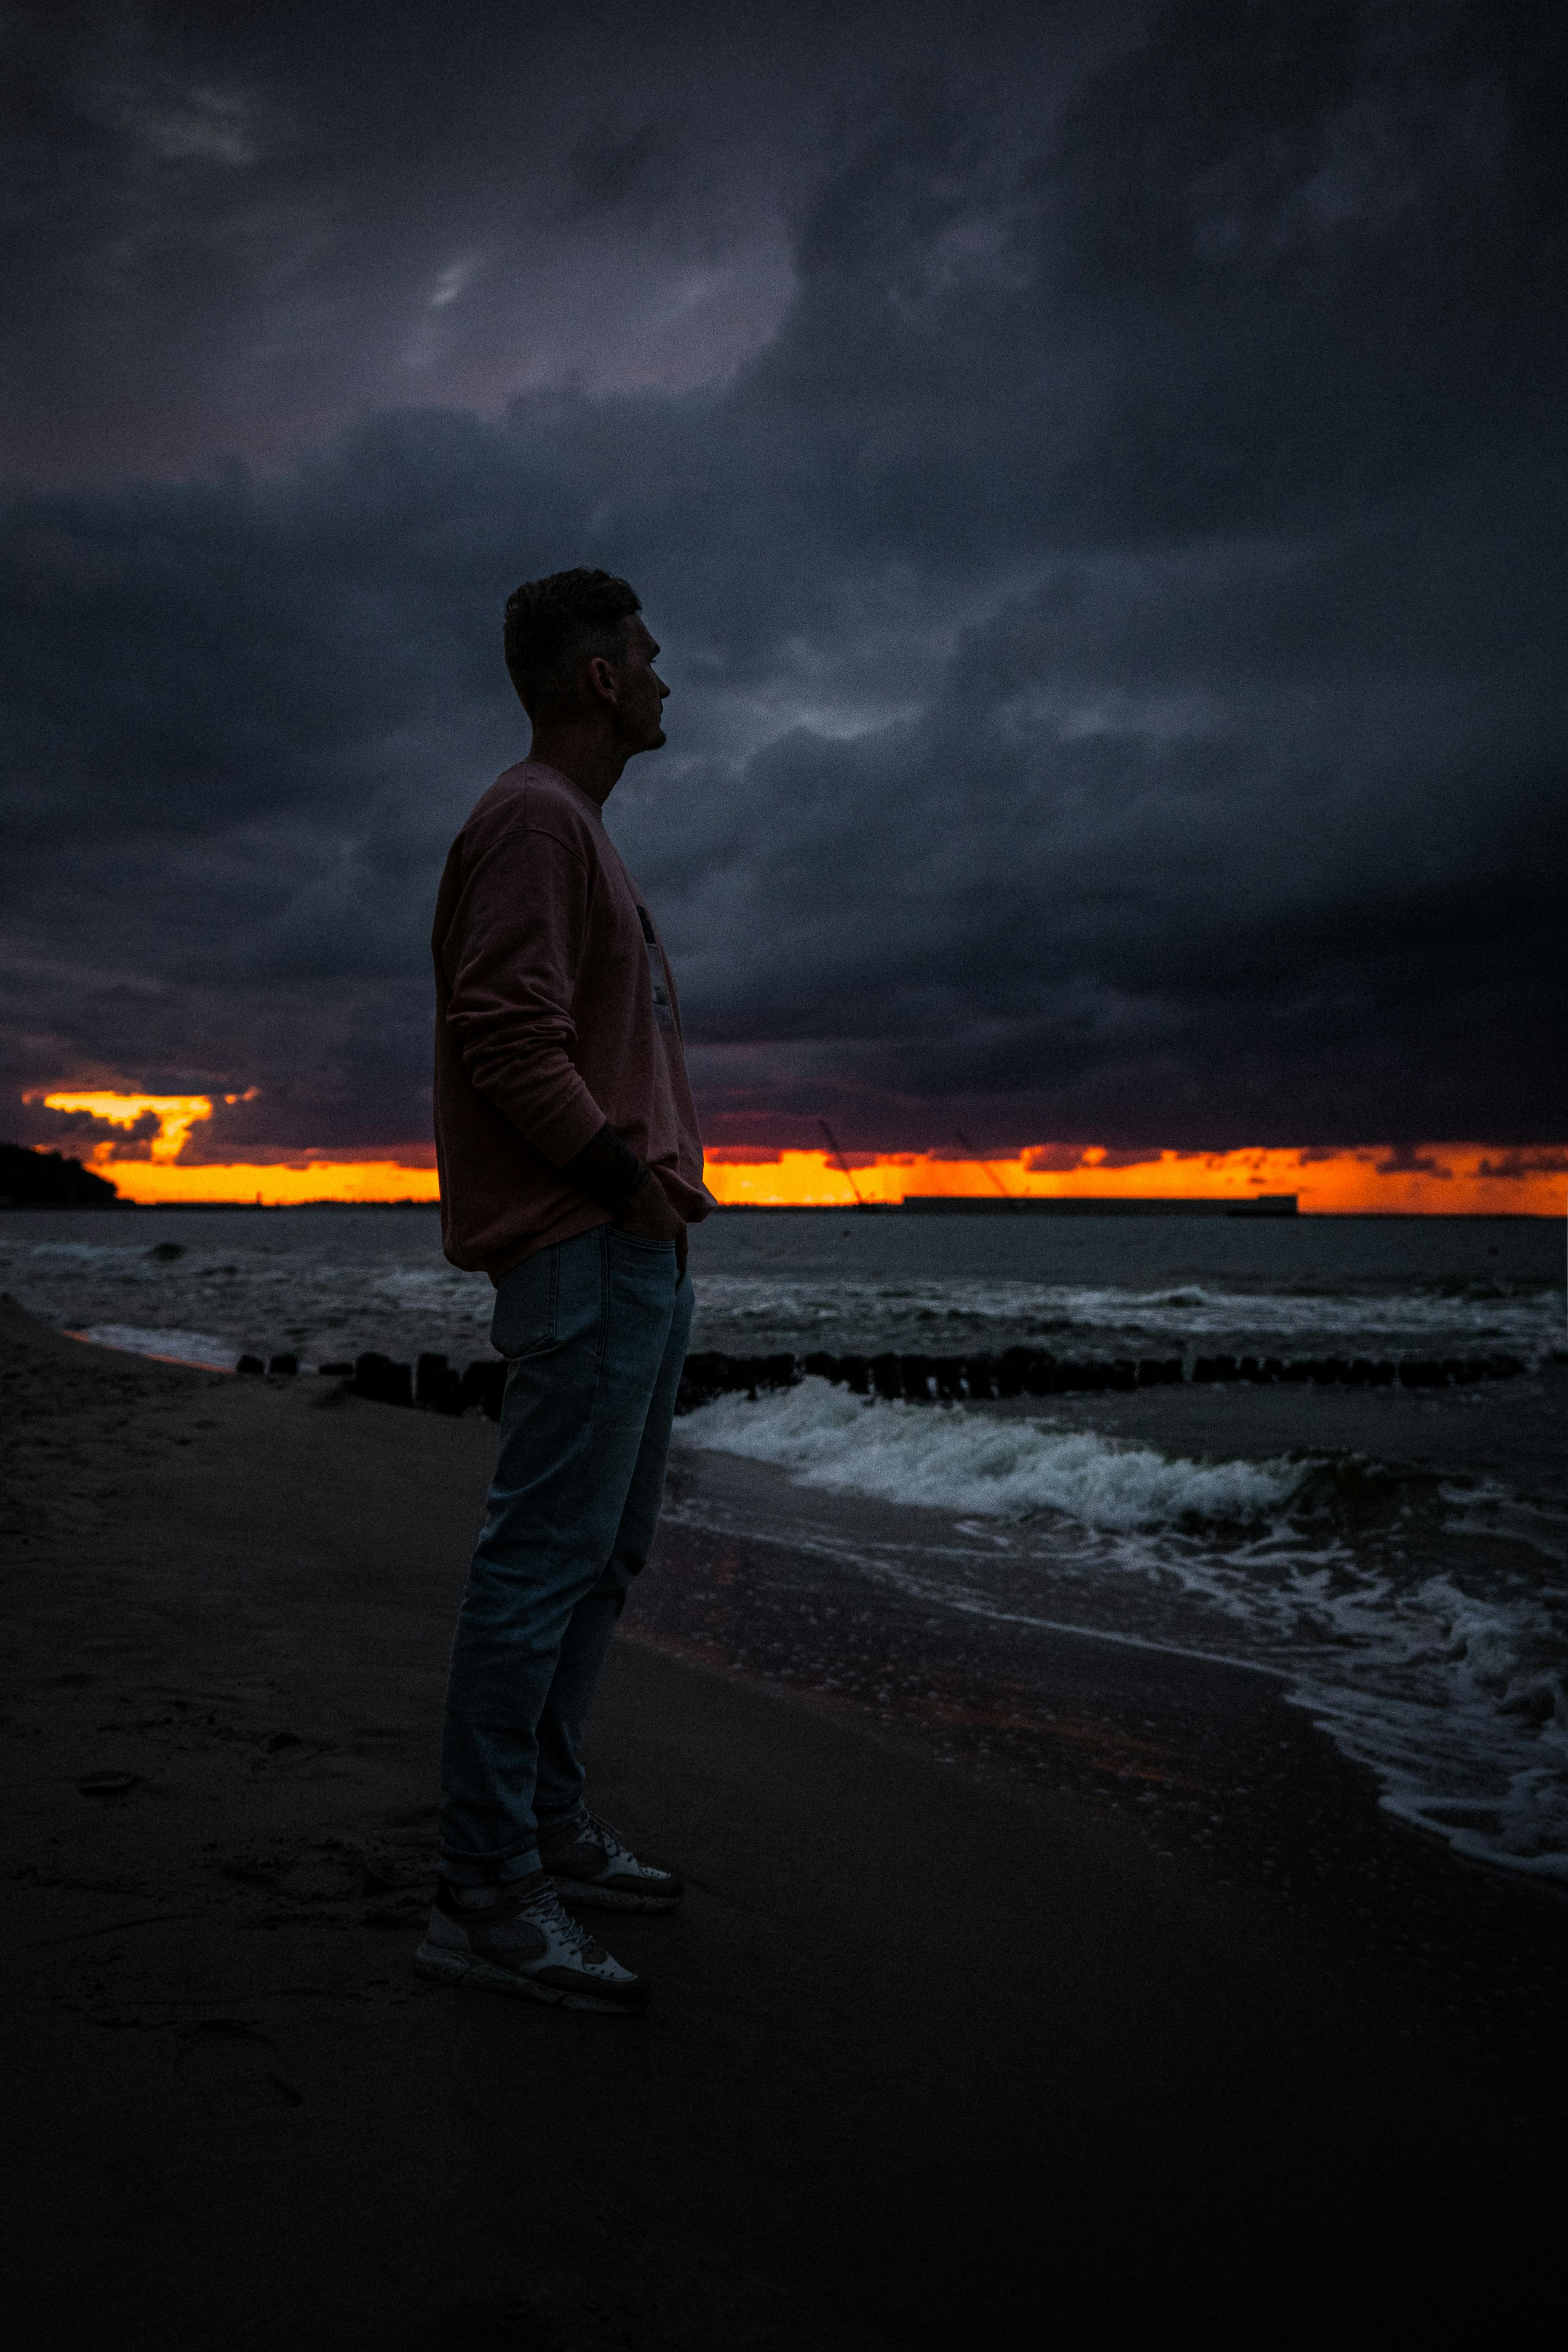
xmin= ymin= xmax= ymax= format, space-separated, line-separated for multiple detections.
xmin=525 ymin=726 xmax=628 ymax=807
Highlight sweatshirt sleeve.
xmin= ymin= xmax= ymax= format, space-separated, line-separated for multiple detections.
xmin=438 ymin=816 xmax=610 ymax=1165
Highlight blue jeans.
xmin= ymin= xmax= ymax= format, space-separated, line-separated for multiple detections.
xmin=438 ymin=1225 xmax=694 ymax=1887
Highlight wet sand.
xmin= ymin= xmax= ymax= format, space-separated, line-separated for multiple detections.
xmin=2 ymin=1300 xmax=1564 ymax=2349
xmin=639 ymin=1444 xmax=1568 ymax=2111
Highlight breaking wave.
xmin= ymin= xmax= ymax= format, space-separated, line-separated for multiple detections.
xmin=674 ymin=1377 xmax=1305 ymax=1528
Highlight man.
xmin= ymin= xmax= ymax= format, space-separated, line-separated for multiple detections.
xmin=416 ymin=567 xmax=710 ymax=2015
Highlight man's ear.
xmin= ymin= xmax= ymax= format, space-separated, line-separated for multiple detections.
xmin=583 ymin=652 xmax=621 ymax=708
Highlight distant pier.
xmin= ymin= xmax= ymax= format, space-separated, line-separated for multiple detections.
xmin=712 ymin=1193 xmax=1301 ymax=1217
xmin=896 ymin=1194 xmax=1299 ymax=1218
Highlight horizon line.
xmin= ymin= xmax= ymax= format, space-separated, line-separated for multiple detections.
xmin=9 ymin=1126 xmax=1568 ymax=1217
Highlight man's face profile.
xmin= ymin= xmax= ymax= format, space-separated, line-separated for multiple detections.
xmin=602 ymin=618 xmax=668 ymax=756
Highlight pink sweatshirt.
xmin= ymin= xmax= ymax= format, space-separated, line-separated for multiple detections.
xmin=432 ymin=761 xmax=710 ymax=1276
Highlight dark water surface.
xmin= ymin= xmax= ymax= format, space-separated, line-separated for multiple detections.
xmin=1 ymin=1201 xmax=1560 ymax=1368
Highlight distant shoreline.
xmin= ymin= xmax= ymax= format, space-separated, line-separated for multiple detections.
xmin=1 ymin=1198 xmax=1558 ymax=1221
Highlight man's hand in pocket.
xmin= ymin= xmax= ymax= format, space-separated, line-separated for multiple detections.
xmin=615 ymin=1169 xmax=688 ymax=1272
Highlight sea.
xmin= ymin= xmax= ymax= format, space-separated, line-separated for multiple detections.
xmin=4 ymin=1202 xmax=1565 ymax=1885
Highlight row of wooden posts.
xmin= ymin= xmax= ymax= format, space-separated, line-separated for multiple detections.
xmin=230 ymin=1343 xmax=1531 ymax=1418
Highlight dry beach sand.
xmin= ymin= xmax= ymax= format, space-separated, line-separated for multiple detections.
xmin=2 ymin=1298 xmax=1564 ymax=2350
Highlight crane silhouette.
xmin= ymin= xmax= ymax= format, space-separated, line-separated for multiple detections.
xmin=953 ymin=1130 xmax=1017 ymax=1206
xmin=818 ymin=1120 xmax=866 ymax=1208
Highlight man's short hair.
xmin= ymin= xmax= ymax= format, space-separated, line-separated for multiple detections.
xmin=503 ymin=568 xmax=642 ymax=718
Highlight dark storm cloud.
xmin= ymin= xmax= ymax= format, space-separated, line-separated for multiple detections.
xmin=2 ymin=0 xmax=1099 ymax=478
xmin=2 ymin=0 xmax=1564 ymax=1157
xmin=0 ymin=0 xmax=802 ymax=474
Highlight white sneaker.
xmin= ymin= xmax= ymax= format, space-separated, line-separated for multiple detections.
xmin=414 ymin=1872 xmax=650 ymax=2013
xmin=538 ymin=1811 xmax=685 ymax=1913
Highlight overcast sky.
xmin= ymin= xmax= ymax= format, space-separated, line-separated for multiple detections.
xmin=3 ymin=0 xmax=1563 ymax=1160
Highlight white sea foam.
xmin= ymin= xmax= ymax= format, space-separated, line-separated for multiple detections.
xmin=1287 ymin=1574 xmax=1568 ymax=1878
xmin=72 ymin=1323 xmax=241 ymax=1370
xmin=371 ymin=1264 xmax=493 ymax=1322
xmin=674 ymin=1378 xmax=1305 ymax=1528
xmin=22 ymin=1239 xmax=143 ymax=1265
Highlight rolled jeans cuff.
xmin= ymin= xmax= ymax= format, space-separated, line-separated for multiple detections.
xmin=439 ymin=1846 xmax=541 ymax=1890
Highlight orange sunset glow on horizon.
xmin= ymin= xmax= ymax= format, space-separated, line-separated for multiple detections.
xmin=20 ymin=1091 xmax=1568 ymax=1215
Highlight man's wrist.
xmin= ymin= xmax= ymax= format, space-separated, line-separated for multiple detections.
xmin=561 ymin=1122 xmax=650 ymax=1212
